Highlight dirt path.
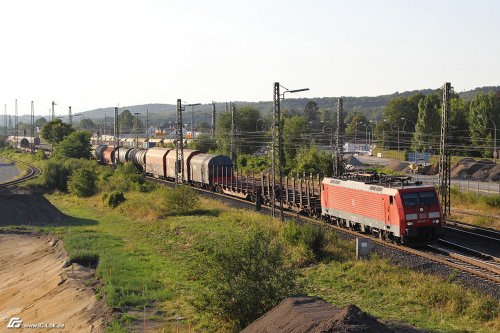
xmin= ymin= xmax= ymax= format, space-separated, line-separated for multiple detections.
xmin=0 ymin=234 xmax=106 ymax=332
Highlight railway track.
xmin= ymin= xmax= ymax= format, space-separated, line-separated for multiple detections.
xmin=444 ymin=218 xmax=500 ymax=244
xmin=146 ymin=176 xmax=500 ymax=290
xmin=426 ymin=239 xmax=500 ymax=285
xmin=0 ymin=162 xmax=41 ymax=188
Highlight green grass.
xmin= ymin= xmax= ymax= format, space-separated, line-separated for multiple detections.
xmin=27 ymin=193 xmax=498 ymax=333
xmin=1 ymin=149 xmax=499 ymax=332
xmin=305 ymin=258 xmax=500 ymax=333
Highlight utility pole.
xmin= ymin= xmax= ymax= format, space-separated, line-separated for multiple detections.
xmin=68 ymin=106 xmax=72 ymax=126
xmin=146 ymin=108 xmax=149 ymax=140
xmin=438 ymin=82 xmax=451 ymax=216
xmin=230 ymin=102 xmax=235 ymax=165
xmin=272 ymin=82 xmax=284 ymax=220
xmin=114 ymin=106 xmax=119 ymax=167
xmin=104 ymin=111 xmax=107 ymax=136
xmin=3 ymin=104 xmax=6 ymax=136
xmin=211 ymin=102 xmax=216 ymax=140
xmin=333 ymin=98 xmax=344 ymax=177
xmin=176 ymin=99 xmax=184 ymax=186
xmin=51 ymin=101 xmax=56 ymax=121
xmin=14 ymin=99 xmax=18 ymax=148
xmin=30 ymin=101 xmax=35 ymax=153
xmin=134 ymin=112 xmax=140 ymax=148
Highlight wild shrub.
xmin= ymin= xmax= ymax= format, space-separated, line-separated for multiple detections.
xmin=68 ymin=167 xmax=97 ymax=197
xmin=197 ymin=229 xmax=300 ymax=329
xmin=162 ymin=186 xmax=199 ymax=215
xmin=98 ymin=162 xmax=143 ymax=193
xmin=40 ymin=158 xmax=96 ymax=192
xmin=281 ymin=222 xmax=328 ymax=264
xmin=36 ymin=149 xmax=47 ymax=160
xmin=102 ymin=191 xmax=126 ymax=208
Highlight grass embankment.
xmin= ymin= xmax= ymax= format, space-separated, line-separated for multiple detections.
xmin=1 ymin=148 xmax=499 ymax=332
xmin=18 ymin=191 xmax=498 ymax=333
xmin=450 ymin=187 xmax=500 ymax=229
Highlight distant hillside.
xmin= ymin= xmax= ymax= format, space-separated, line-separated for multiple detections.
xmin=15 ymin=85 xmax=500 ymax=126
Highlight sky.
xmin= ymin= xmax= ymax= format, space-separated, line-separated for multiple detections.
xmin=0 ymin=0 xmax=499 ymax=117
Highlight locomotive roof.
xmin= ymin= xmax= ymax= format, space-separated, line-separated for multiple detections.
xmin=322 ymin=177 xmax=435 ymax=195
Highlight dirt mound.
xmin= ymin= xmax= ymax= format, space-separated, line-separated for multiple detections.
xmin=347 ymin=155 xmax=366 ymax=167
xmin=419 ymin=164 xmax=438 ymax=175
xmin=489 ymin=165 xmax=500 ymax=181
xmin=311 ymin=304 xmax=392 ymax=333
xmin=384 ymin=161 xmax=410 ymax=172
xmin=242 ymin=296 xmax=393 ymax=333
xmin=450 ymin=158 xmax=496 ymax=180
xmin=0 ymin=188 xmax=66 ymax=226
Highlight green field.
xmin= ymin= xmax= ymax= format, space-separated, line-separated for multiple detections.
xmin=1 ymin=148 xmax=499 ymax=332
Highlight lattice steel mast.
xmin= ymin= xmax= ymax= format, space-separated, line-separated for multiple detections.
xmin=438 ymin=82 xmax=451 ymax=216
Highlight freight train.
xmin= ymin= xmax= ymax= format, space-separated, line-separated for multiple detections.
xmin=92 ymin=144 xmax=443 ymax=244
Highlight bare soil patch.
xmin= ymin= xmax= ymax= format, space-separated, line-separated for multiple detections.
xmin=0 ymin=233 xmax=107 ymax=332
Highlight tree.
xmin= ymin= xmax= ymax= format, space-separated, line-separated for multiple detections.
xmin=283 ymin=115 xmax=310 ymax=166
xmin=68 ymin=167 xmax=97 ymax=197
xmin=118 ymin=110 xmax=143 ymax=134
xmin=413 ymin=94 xmax=441 ymax=151
xmin=215 ymin=106 xmax=262 ymax=155
xmin=450 ymin=98 xmax=471 ymax=155
xmin=197 ymin=229 xmax=299 ymax=329
xmin=190 ymin=133 xmax=217 ymax=152
xmin=345 ymin=113 xmax=367 ymax=142
xmin=79 ymin=118 xmax=96 ymax=130
xmin=41 ymin=119 xmax=75 ymax=144
xmin=468 ymin=93 xmax=499 ymax=157
xmin=382 ymin=94 xmax=423 ymax=149
xmin=54 ymin=130 xmax=92 ymax=159
xmin=292 ymin=144 xmax=333 ymax=176
xmin=304 ymin=101 xmax=319 ymax=122
xmin=34 ymin=117 xmax=47 ymax=129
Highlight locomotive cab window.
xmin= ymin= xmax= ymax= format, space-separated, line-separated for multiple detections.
xmin=402 ymin=191 xmax=437 ymax=206
xmin=389 ymin=196 xmax=393 ymax=205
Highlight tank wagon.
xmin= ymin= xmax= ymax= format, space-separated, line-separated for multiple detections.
xmin=321 ymin=176 xmax=442 ymax=243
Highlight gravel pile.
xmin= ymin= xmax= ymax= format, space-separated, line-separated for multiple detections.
xmin=242 ymin=296 xmax=393 ymax=333
xmin=450 ymin=158 xmax=496 ymax=180
xmin=384 ymin=161 xmax=410 ymax=172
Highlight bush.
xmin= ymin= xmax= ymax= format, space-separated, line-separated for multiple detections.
xmin=282 ymin=222 xmax=328 ymax=264
xmin=68 ymin=167 xmax=97 ymax=197
xmin=197 ymin=229 xmax=300 ymax=329
xmin=162 ymin=186 xmax=199 ymax=214
xmin=98 ymin=162 xmax=143 ymax=193
xmin=40 ymin=158 xmax=96 ymax=192
xmin=36 ymin=149 xmax=47 ymax=160
xmin=41 ymin=160 xmax=71 ymax=192
xmin=103 ymin=191 xmax=126 ymax=208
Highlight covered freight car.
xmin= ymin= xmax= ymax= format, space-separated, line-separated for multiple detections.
xmin=189 ymin=153 xmax=233 ymax=185
xmin=145 ymin=147 xmax=173 ymax=178
xmin=321 ymin=177 xmax=442 ymax=243
xmin=165 ymin=149 xmax=201 ymax=181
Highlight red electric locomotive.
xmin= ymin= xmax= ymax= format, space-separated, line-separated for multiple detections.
xmin=321 ymin=176 xmax=443 ymax=244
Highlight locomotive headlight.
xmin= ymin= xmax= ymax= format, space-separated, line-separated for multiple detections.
xmin=407 ymin=221 xmax=414 ymax=226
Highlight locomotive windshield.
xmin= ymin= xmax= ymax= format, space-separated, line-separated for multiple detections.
xmin=402 ymin=191 xmax=437 ymax=206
